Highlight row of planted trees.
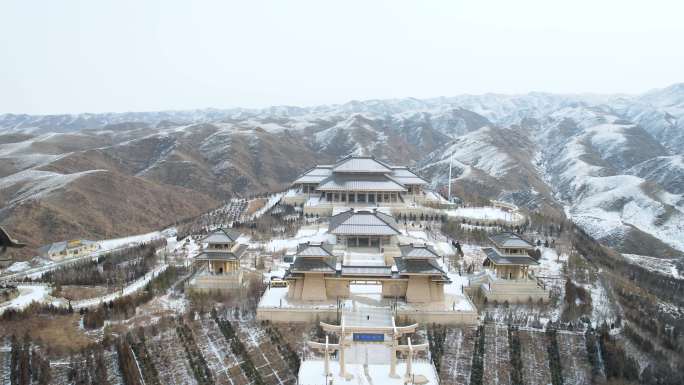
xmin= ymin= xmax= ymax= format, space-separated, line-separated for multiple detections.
xmin=9 ymin=334 xmax=51 ymax=385
xmin=38 ymin=239 xmax=167 ymax=287
xmin=82 ymin=265 xmax=184 ymax=329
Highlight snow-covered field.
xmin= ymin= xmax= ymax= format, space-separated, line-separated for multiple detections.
xmin=4 ymin=261 xmax=30 ymax=273
xmin=583 ymin=276 xmax=617 ymax=326
xmin=98 ymin=230 xmax=162 ymax=251
xmin=260 ymin=225 xmax=335 ymax=253
xmin=444 ymin=272 xmax=475 ymax=311
xmin=0 ymin=284 xmax=52 ymax=314
xmin=446 ymin=206 xmax=524 ymax=224
xmin=534 ymin=247 xmax=567 ymax=279
xmin=398 ymin=228 xmax=456 ymax=257
xmin=298 ymin=361 xmax=438 ymax=385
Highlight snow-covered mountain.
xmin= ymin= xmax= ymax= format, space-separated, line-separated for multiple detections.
xmin=1 ymin=83 xmax=683 ymax=256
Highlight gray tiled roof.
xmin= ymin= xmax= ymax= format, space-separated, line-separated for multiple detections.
xmin=202 ymin=228 xmax=242 ymax=244
xmin=296 ymin=242 xmax=334 ymax=257
xmin=482 ymin=247 xmax=538 ymax=266
xmin=316 ymin=174 xmax=407 ymax=192
xmin=488 ymin=232 xmax=533 ymax=249
xmin=399 ymin=244 xmax=441 ymax=259
xmin=290 ymin=257 xmax=336 ymax=273
xmin=390 ymin=167 xmax=429 ymax=185
xmin=333 ymin=156 xmax=393 ymax=173
xmin=195 ymin=244 xmax=248 ymax=261
xmin=394 ymin=257 xmax=449 ymax=278
xmin=341 ymin=265 xmax=392 ymax=276
xmin=293 ymin=166 xmax=333 ymax=184
xmin=292 ymin=157 xmax=430 ymax=190
xmin=329 ymin=210 xmax=401 ymax=236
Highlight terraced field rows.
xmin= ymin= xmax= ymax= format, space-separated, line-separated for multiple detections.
xmin=439 ymin=327 xmax=476 ymax=385
xmin=104 ymin=349 xmax=124 ymax=385
xmin=483 ymin=325 xmax=511 ymax=385
xmin=192 ymin=317 xmax=250 ymax=385
xmin=519 ymin=330 xmax=552 ymax=385
xmin=0 ymin=345 xmax=10 ymax=385
xmin=236 ymin=320 xmax=297 ymax=385
xmin=558 ymin=332 xmax=591 ymax=385
xmin=146 ymin=329 xmax=198 ymax=385
xmin=49 ymin=363 xmax=73 ymax=385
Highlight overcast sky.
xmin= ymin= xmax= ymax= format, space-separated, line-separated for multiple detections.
xmin=1 ymin=0 xmax=683 ymax=115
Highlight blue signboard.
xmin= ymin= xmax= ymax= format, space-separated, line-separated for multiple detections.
xmin=353 ymin=333 xmax=384 ymax=342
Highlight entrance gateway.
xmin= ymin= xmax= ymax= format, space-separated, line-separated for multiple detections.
xmin=300 ymin=307 xmax=435 ymax=384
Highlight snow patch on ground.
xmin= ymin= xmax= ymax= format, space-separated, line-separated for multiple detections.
xmin=260 ymin=226 xmax=335 ymax=253
xmin=98 ymin=231 xmax=162 ymax=251
xmin=0 ymin=285 xmax=51 ymax=314
xmin=446 ymin=206 xmax=523 ymax=223
xmin=5 ymin=261 xmax=30 ymax=273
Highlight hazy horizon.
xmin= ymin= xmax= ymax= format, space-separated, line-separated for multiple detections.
xmin=2 ymin=84 xmax=683 ymax=117
xmin=2 ymin=0 xmax=683 ymax=115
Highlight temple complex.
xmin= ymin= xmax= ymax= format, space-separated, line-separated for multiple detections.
xmin=188 ymin=228 xmax=248 ymax=291
xmin=470 ymin=232 xmax=549 ymax=303
xmin=258 ymin=209 xmax=478 ymax=324
xmin=282 ymin=155 xmax=450 ymax=216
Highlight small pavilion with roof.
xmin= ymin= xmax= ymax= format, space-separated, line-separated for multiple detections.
xmin=189 ymin=228 xmax=248 ymax=291
xmin=471 ymin=232 xmax=549 ymax=303
xmin=482 ymin=232 xmax=538 ymax=280
xmin=395 ymin=244 xmax=451 ymax=303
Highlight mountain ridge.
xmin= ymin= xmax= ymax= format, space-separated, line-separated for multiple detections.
xmin=1 ymin=83 xmax=683 ymax=258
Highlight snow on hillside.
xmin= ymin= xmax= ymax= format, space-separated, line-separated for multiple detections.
xmin=627 ymin=155 xmax=684 ymax=195
xmin=426 ymin=126 xmax=515 ymax=178
xmin=622 ymin=254 xmax=682 ymax=280
xmin=313 ymin=114 xmax=388 ymax=155
xmin=1 ymin=84 xmax=683 ymax=257
xmin=567 ymin=174 xmax=684 ymax=251
xmin=0 ymin=169 xmax=105 ymax=206
xmin=536 ymin=105 xmax=684 ymax=253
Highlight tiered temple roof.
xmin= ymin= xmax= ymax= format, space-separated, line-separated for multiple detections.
xmin=289 ymin=242 xmax=337 ymax=273
xmin=328 ymin=209 xmax=402 ymax=236
xmin=317 ymin=174 xmax=407 ymax=192
xmin=332 ymin=156 xmax=393 ymax=173
xmin=202 ymin=228 xmax=242 ymax=243
xmin=195 ymin=228 xmax=247 ymax=261
xmin=482 ymin=232 xmax=538 ymax=266
xmin=489 ymin=232 xmax=534 ymax=250
xmin=195 ymin=244 xmax=248 ymax=261
xmin=394 ymin=244 xmax=450 ymax=281
xmin=292 ymin=156 xmax=428 ymax=190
